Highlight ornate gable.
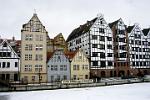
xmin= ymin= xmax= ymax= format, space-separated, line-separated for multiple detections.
xmin=21 ymin=13 xmax=47 ymax=33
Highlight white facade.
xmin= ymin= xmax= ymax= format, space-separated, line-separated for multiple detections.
xmin=0 ymin=40 xmax=20 ymax=81
xmin=128 ymin=24 xmax=150 ymax=69
xmin=67 ymin=14 xmax=114 ymax=70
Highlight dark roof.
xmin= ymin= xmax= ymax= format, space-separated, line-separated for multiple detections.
xmin=126 ymin=25 xmax=135 ymax=33
xmin=66 ymin=17 xmax=97 ymax=42
xmin=64 ymin=51 xmax=77 ymax=59
xmin=47 ymin=52 xmax=54 ymax=62
xmin=142 ymin=28 xmax=150 ymax=36
xmin=108 ymin=19 xmax=120 ymax=28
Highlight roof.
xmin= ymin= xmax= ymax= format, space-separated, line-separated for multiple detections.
xmin=127 ymin=25 xmax=135 ymax=33
xmin=66 ymin=17 xmax=97 ymax=42
xmin=47 ymin=52 xmax=54 ymax=62
xmin=64 ymin=51 xmax=77 ymax=59
xmin=142 ymin=28 xmax=150 ymax=36
xmin=21 ymin=13 xmax=47 ymax=33
xmin=109 ymin=19 xmax=120 ymax=28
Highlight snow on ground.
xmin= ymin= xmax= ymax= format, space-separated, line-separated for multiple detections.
xmin=0 ymin=83 xmax=150 ymax=100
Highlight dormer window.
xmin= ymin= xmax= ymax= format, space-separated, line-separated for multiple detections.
xmin=3 ymin=42 xmax=7 ymax=47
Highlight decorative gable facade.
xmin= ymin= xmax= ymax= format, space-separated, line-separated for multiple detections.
xmin=67 ymin=14 xmax=114 ymax=78
xmin=21 ymin=13 xmax=48 ymax=83
xmin=47 ymin=50 xmax=70 ymax=82
xmin=127 ymin=24 xmax=150 ymax=76
xmin=66 ymin=49 xmax=90 ymax=80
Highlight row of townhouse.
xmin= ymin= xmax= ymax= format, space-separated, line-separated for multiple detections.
xmin=1 ymin=13 xmax=150 ymax=83
xmin=47 ymin=49 xmax=89 ymax=83
xmin=67 ymin=14 xmax=150 ymax=78
xmin=20 ymin=13 xmax=90 ymax=83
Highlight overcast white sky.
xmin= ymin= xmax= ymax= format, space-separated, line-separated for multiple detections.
xmin=0 ymin=0 xmax=150 ymax=40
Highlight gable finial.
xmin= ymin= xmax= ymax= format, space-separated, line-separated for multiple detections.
xmin=97 ymin=13 xmax=103 ymax=18
xmin=34 ymin=9 xmax=36 ymax=14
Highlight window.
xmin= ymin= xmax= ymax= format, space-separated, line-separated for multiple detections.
xmin=35 ymin=35 xmax=43 ymax=41
xmin=92 ymin=52 xmax=98 ymax=57
xmin=54 ymin=65 xmax=58 ymax=71
xmin=63 ymin=75 xmax=67 ymax=80
xmin=100 ymin=52 xmax=105 ymax=58
xmin=25 ymin=44 xmax=32 ymax=51
xmin=107 ymin=45 xmax=112 ymax=49
xmin=93 ymin=61 xmax=98 ymax=66
xmin=85 ymin=75 xmax=88 ymax=79
xmin=120 ymin=53 xmax=126 ymax=58
xmin=99 ymin=44 xmax=105 ymax=50
xmin=57 ymin=75 xmax=60 ymax=81
xmin=15 ymin=62 xmax=18 ymax=67
xmin=99 ymin=36 xmax=105 ymax=41
xmin=51 ymin=76 xmax=54 ymax=82
xmin=100 ymin=61 xmax=106 ymax=67
xmin=60 ymin=65 xmax=63 ymax=71
xmin=107 ymin=37 xmax=112 ymax=41
xmin=108 ymin=61 xmax=112 ymax=66
xmin=24 ymin=65 xmax=32 ymax=71
xmin=73 ymin=65 xmax=79 ymax=70
xmin=35 ymin=54 xmax=43 ymax=61
xmin=51 ymin=65 xmax=54 ymax=71
xmin=32 ymin=76 xmax=35 ymax=81
xmin=136 ymin=55 xmax=138 ymax=59
xmin=35 ymin=65 xmax=42 ymax=72
xmin=7 ymin=62 xmax=10 ymax=68
xmin=130 ymin=40 xmax=134 ymax=44
xmin=107 ymin=53 xmax=112 ymax=57
xmin=92 ymin=35 xmax=97 ymax=40
xmin=73 ymin=65 xmax=76 ymax=70
xmin=64 ymin=65 xmax=67 ymax=71
xmin=0 ymin=52 xmax=11 ymax=57
xmin=25 ymin=54 xmax=32 ymax=60
xmin=25 ymin=34 xmax=33 ymax=41
xmin=99 ymin=28 xmax=105 ymax=33
xmin=2 ymin=62 xmax=6 ymax=68
xmin=29 ymin=54 xmax=32 ymax=60
xmin=35 ymin=44 xmax=43 ymax=51
xmin=77 ymin=65 xmax=79 ymax=70
xmin=119 ymin=30 xmax=125 ymax=35
xmin=92 ymin=44 xmax=98 ymax=48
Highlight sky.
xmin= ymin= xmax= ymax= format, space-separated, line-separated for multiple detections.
xmin=0 ymin=0 xmax=150 ymax=40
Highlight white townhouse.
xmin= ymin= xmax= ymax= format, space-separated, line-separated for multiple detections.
xmin=0 ymin=40 xmax=20 ymax=81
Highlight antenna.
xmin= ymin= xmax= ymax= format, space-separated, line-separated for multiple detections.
xmin=34 ymin=9 xmax=37 ymax=14
xmin=97 ymin=13 xmax=103 ymax=18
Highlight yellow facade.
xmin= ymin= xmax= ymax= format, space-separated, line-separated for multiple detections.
xmin=70 ymin=50 xmax=90 ymax=80
xmin=21 ymin=13 xmax=47 ymax=83
xmin=47 ymin=33 xmax=68 ymax=52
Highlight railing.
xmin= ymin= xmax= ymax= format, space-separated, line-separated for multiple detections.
xmin=0 ymin=77 xmax=150 ymax=92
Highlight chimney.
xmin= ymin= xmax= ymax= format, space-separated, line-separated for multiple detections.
xmin=12 ymin=36 xmax=15 ymax=41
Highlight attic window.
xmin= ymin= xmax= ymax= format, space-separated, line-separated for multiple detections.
xmin=3 ymin=42 xmax=7 ymax=47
